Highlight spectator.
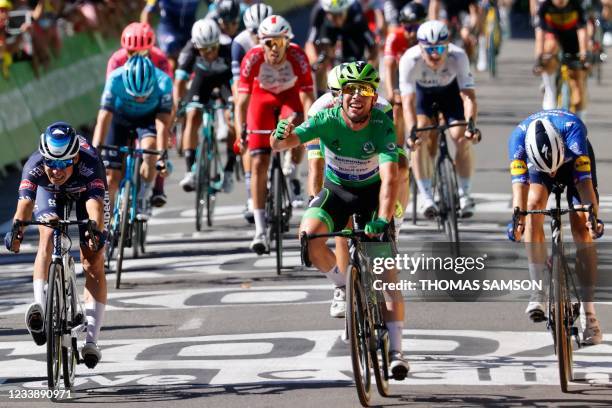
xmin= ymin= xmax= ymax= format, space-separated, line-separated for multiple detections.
xmin=0 ymin=0 xmax=38 ymax=78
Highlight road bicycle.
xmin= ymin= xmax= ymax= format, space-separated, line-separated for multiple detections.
xmin=511 ymin=183 xmax=596 ymax=392
xmin=194 ymin=91 xmax=230 ymax=231
xmin=412 ymin=107 xmax=480 ymax=256
xmin=301 ymin=226 xmax=395 ymax=406
xmin=101 ymin=143 xmax=164 ymax=289
xmin=12 ymin=214 xmax=97 ymax=390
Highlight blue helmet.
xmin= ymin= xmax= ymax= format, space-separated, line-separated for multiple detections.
xmin=39 ymin=121 xmax=80 ymax=160
xmin=122 ymin=55 xmax=157 ymax=98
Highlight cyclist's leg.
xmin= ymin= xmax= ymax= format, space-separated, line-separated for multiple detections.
xmin=181 ymin=103 xmax=204 ymax=190
xmin=246 ymin=89 xmax=277 ymax=245
xmin=76 ymin=197 xmax=106 ymax=360
xmin=540 ymin=33 xmax=560 ymax=110
xmin=32 ymin=189 xmax=61 ymax=304
xmin=412 ymin=87 xmax=437 ymax=217
xmin=99 ymin=116 xmax=129 ymax=207
xmin=136 ymin=121 xmax=158 ymax=203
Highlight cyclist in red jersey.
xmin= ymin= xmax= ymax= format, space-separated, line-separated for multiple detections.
xmin=234 ymin=15 xmax=315 ymax=254
xmin=106 ymin=22 xmax=172 ymax=208
xmin=107 ymin=22 xmax=173 ymax=79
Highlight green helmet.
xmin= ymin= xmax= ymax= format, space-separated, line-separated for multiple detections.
xmin=337 ymin=61 xmax=380 ymax=90
xmin=327 ymin=63 xmax=346 ymax=91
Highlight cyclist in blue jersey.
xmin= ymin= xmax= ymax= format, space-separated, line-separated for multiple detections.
xmin=5 ymin=122 xmax=109 ymax=368
xmin=507 ymin=109 xmax=604 ymax=345
xmin=92 ymin=55 xmax=172 ymax=216
xmin=141 ymin=0 xmax=204 ymax=67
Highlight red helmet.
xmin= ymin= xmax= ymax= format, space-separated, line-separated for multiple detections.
xmin=121 ymin=22 xmax=155 ymax=52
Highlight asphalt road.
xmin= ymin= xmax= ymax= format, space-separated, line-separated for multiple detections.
xmin=1 ymin=39 xmax=612 ymax=407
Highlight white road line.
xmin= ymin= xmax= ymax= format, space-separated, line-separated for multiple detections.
xmin=178 ymin=318 xmax=204 ymax=331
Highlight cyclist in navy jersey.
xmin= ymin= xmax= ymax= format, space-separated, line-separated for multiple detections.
xmin=5 ymin=122 xmax=109 ymax=369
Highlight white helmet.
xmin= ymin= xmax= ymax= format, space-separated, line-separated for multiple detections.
xmin=321 ymin=0 xmax=351 ymax=13
xmin=417 ymin=20 xmax=449 ymax=45
xmin=327 ymin=63 xmax=345 ymax=91
xmin=258 ymin=14 xmax=294 ymax=39
xmin=244 ymin=3 xmax=273 ymax=33
xmin=191 ymin=18 xmax=220 ymax=48
xmin=525 ymin=118 xmax=565 ymax=173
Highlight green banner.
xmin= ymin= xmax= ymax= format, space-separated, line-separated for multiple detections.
xmin=0 ymin=33 xmax=117 ymax=173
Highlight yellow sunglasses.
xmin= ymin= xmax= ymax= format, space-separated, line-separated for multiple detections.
xmin=341 ymin=83 xmax=376 ymax=97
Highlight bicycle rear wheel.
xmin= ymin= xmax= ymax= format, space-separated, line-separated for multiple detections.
xmin=195 ymin=138 xmax=209 ymax=231
xmin=488 ymin=28 xmax=497 ymax=78
xmin=346 ymin=263 xmax=372 ymax=407
xmin=62 ymin=272 xmax=78 ymax=389
xmin=273 ymin=167 xmax=283 ymax=275
xmin=438 ymin=158 xmax=460 ymax=255
xmin=552 ymin=255 xmax=573 ymax=392
xmin=46 ymin=262 xmax=62 ymax=390
xmin=115 ymin=181 xmax=132 ymax=289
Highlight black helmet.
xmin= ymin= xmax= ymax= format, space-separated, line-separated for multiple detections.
xmin=216 ymin=0 xmax=240 ymax=22
xmin=399 ymin=2 xmax=426 ymax=24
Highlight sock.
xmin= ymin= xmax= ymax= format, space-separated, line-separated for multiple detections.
xmin=394 ymin=214 xmax=404 ymax=242
xmin=224 ymin=152 xmax=236 ymax=173
xmin=477 ymin=35 xmax=486 ymax=68
xmin=33 ymin=279 xmax=45 ymax=308
xmin=541 ymin=72 xmax=556 ymax=110
xmin=184 ymin=149 xmax=195 ymax=172
xmin=153 ymin=174 xmax=164 ymax=195
xmin=415 ymin=178 xmax=433 ymax=199
xmin=85 ymin=301 xmax=106 ymax=344
xmin=528 ymin=263 xmax=547 ymax=299
xmin=254 ymin=209 xmax=266 ymax=236
xmin=139 ymin=181 xmax=152 ymax=201
xmin=458 ymin=177 xmax=471 ymax=197
xmin=386 ymin=320 xmax=404 ymax=352
xmin=245 ymin=171 xmax=252 ymax=199
xmin=324 ymin=265 xmax=346 ymax=287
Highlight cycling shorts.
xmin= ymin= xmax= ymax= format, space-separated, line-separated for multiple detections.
xmin=34 ymin=189 xmax=110 ymax=246
xmin=100 ymin=115 xmax=156 ymax=170
xmin=246 ymin=86 xmax=303 ymax=154
xmin=529 ymin=140 xmax=598 ymax=207
xmin=416 ymin=79 xmax=465 ymax=123
xmin=545 ymin=30 xmax=580 ymax=57
xmin=157 ymin=21 xmax=191 ymax=58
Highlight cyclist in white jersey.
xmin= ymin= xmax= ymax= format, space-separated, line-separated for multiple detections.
xmin=400 ymin=20 xmax=479 ymax=219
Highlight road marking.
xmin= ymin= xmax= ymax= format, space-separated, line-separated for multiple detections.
xmin=178 ymin=318 xmax=204 ymax=331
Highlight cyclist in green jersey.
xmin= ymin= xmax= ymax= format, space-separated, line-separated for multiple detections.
xmin=271 ymin=61 xmax=410 ymax=380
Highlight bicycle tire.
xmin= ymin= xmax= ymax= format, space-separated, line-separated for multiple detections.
xmin=62 ymin=272 xmax=78 ymax=389
xmin=273 ymin=166 xmax=283 ymax=275
xmin=195 ymin=137 xmax=208 ymax=231
xmin=370 ymin=322 xmax=390 ymax=397
xmin=488 ymin=28 xmax=497 ymax=78
xmin=439 ymin=158 xmax=460 ymax=255
xmin=552 ymin=255 xmax=573 ymax=392
xmin=46 ymin=262 xmax=62 ymax=390
xmin=115 ymin=181 xmax=132 ymax=289
xmin=346 ymin=263 xmax=372 ymax=407
xmin=207 ymin=140 xmax=220 ymax=227
xmin=140 ymin=220 xmax=148 ymax=255
xmin=132 ymin=157 xmax=142 ymax=259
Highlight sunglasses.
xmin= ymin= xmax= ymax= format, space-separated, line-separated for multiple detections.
xmin=403 ymin=23 xmax=420 ymax=33
xmin=423 ymin=44 xmax=447 ymax=56
xmin=199 ymin=44 xmax=219 ymax=54
xmin=341 ymin=83 xmax=376 ymax=97
xmin=44 ymin=158 xmax=74 ymax=170
xmin=263 ymin=37 xmax=287 ymax=49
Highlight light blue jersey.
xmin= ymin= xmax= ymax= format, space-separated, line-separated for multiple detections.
xmin=101 ymin=67 xmax=173 ymax=119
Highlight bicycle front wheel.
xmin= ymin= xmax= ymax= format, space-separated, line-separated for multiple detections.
xmin=207 ymin=140 xmax=221 ymax=227
xmin=116 ymin=181 xmax=132 ymax=289
xmin=46 ymin=262 xmax=62 ymax=390
xmin=370 ymin=322 xmax=390 ymax=397
xmin=62 ymin=272 xmax=78 ymax=388
xmin=195 ymin=138 xmax=209 ymax=231
xmin=552 ymin=255 xmax=573 ymax=392
xmin=438 ymin=158 xmax=460 ymax=255
xmin=273 ymin=167 xmax=283 ymax=275
xmin=346 ymin=263 xmax=372 ymax=407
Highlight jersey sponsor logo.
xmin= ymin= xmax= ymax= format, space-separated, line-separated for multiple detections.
xmin=79 ymin=138 xmax=91 ymax=150
xmin=510 ymin=160 xmax=528 ymax=176
xmin=88 ymin=179 xmax=106 ymax=191
xmin=19 ymin=180 xmax=37 ymax=191
xmin=544 ymin=11 xmax=579 ymax=31
xmin=362 ymin=141 xmax=375 ymax=154
xmin=574 ymin=155 xmax=591 ymax=173
xmin=79 ymin=162 xmax=95 ymax=178
xmin=287 ymin=47 xmax=310 ymax=75
xmin=29 ymin=166 xmax=44 ymax=177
